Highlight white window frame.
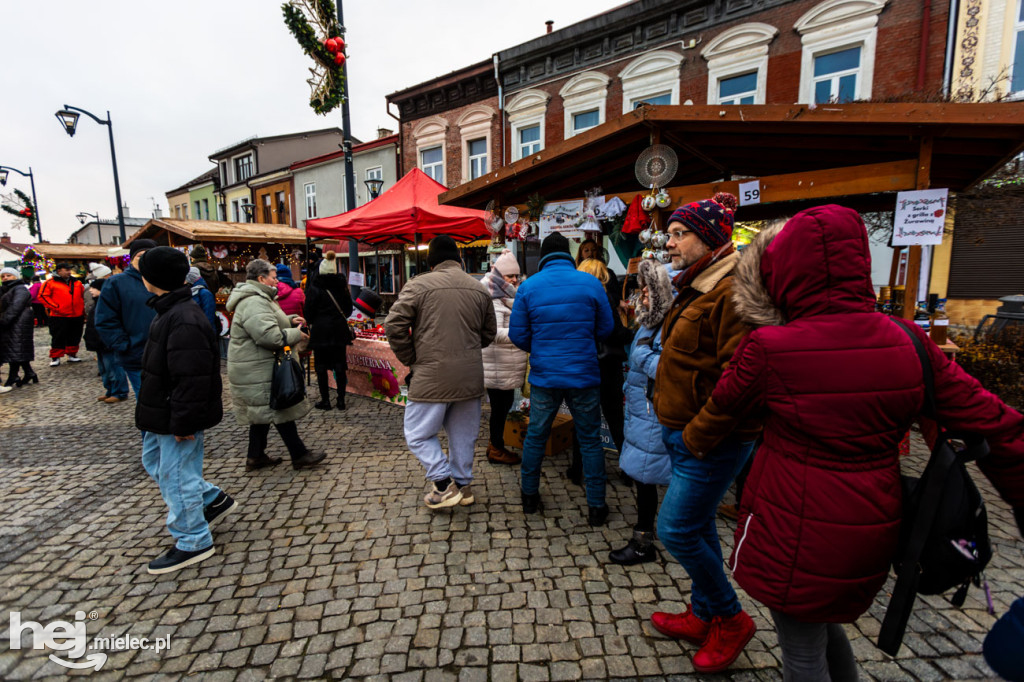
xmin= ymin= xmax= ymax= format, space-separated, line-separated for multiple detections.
xmin=506 ymin=89 xmax=550 ymax=161
xmin=619 ymin=50 xmax=683 ymax=111
xmin=1010 ymin=0 xmax=1024 ymax=96
xmin=413 ymin=117 xmax=448 ymax=186
xmin=231 ymin=199 xmax=240 ymax=223
xmin=702 ymin=22 xmax=778 ymax=105
xmin=420 ymin=146 xmax=445 ymax=184
xmin=811 ymin=46 xmax=862 ymax=103
xmin=559 ymin=72 xmax=610 ymax=139
xmin=456 ymin=105 xmax=495 ymax=184
xmin=466 ymin=138 xmax=488 ymax=180
xmin=304 ymin=183 xmax=317 ymax=219
xmin=795 ymin=0 xmax=888 ymax=105
xmin=366 ymin=166 xmax=383 ymax=182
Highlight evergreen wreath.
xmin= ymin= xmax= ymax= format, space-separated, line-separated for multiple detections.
xmin=282 ymin=0 xmax=347 ymax=115
xmin=1 ymin=188 xmax=37 ymax=238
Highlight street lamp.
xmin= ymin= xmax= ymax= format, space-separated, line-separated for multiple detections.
xmin=0 ymin=165 xmax=43 ymax=242
xmin=76 ymin=211 xmax=103 ymax=244
xmin=365 ymin=177 xmax=384 ymax=200
xmin=54 ymin=104 xmax=127 ymax=243
xmin=240 ymin=202 xmax=255 ymax=223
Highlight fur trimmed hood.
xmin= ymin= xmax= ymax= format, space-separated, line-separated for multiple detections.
xmin=731 ymin=205 xmax=876 ymax=328
xmin=635 ymin=259 xmax=673 ymax=329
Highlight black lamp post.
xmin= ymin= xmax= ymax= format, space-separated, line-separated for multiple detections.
xmin=365 ymin=178 xmax=384 ymax=200
xmin=54 ymin=104 xmax=127 ymax=243
xmin=240 ymin=202 xmax=255 ymax=223
xmin=0 ymin=165 xmax=43 ymax=242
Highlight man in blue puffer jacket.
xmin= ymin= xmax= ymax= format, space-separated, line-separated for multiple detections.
xmin=510 ymin=231 xmax=615 ymax=525
xmin=95 ymin=239 xmax=157 ymax=399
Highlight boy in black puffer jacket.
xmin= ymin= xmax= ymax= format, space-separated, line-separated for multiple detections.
xmin=137 ymin=247 xmax=235 ymax=575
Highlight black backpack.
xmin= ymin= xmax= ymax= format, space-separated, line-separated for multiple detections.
xmin=878 ymin=320 xmax=992 ymax=656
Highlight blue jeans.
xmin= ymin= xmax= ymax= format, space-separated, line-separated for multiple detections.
xmin=141 ymin=431 xmax=220 ymax=552
xmin=124 ymin=368 xmax=142 ymax=400
xmin=657 ymin=427 xmax=756 ymax=621
xmin=521 ymin=385 xmax=606 ymax=508
xmin=96 ymin=351 xmax=129 ymax=399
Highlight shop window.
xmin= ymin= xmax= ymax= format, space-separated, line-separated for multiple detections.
xmin=421 ymin=146 xmax=444 ymax=183
xmin=620 ymin=50 xmax=683 ymax=112
xmin=719 ymin=72 xmax=758 ymax=105
xmin=795 ymin=0 xmax=887 ymax=105
xmin=560 ymin=71 xmax=610 ymax=139
xmin=305 ymin=182 xmax=317 ymax=219
xmin=506 ymin=90 xmax=549 ymax=161
xmin=702 ymin=22 xmax=777 ymax=105
xmin=1012 ymin=0 xmax=1024 ymax=94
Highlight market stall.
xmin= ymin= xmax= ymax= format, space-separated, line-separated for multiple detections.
xmin=307 ymin=168 xmax=490 ymax=406
xmin=24 ymin=243 xmax=119 ymax=277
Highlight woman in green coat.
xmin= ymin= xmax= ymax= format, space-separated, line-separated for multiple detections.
xmin=226 ymin=259 xmax=325 ymax=471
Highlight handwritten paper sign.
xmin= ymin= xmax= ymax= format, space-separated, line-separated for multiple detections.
xmin=892 ymin=189 xmax=949 ymax=246
xmin=738 ymin=180 xmax=761 ymax=206
xmin=348 ymin=272 xmax=365 ymax=287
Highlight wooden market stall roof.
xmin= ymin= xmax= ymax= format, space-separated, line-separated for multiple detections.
xmin=439 ymin=102 xmax=1024 ymax=216
xmin=31 ymin=243 xmax=113 ymax=262
xmin=124 ymin=219 xmax=309 ymax=247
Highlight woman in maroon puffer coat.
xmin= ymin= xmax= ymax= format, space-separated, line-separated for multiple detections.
xmin=681 ymin=204 xmax=1024 ymax=680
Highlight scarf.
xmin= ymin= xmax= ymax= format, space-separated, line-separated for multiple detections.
xmin=673 ymin=242 xmax=735 ymax=296
xmin=482 ymin=269 xmax=517 ymax=308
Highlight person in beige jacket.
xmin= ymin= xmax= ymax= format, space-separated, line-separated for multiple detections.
xmin=480 ymin=250 xmax=528 ymax=465
xmin=384 ymin=236 xmax=497 ymax=510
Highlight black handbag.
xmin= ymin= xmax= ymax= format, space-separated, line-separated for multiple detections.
xmin=270 ymin=347 xmax=306 ymax=410
xmin=878 ymin=320 xmax=992 ymax=656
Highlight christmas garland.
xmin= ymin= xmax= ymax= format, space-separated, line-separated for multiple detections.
xmin=1 ymin=188 xmax=37 ymax=238
xmin=282 ymin=0 xmax=347 ymax=115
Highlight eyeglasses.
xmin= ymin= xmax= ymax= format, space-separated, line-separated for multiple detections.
xmin=668 ymin=229 xmax=693 ymax=240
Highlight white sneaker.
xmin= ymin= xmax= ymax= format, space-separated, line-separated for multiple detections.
xmin=0 ymin=386 xmax=12 ymax=394
xmin=424 ymin=481 xmax=463 ymax=509
xmin=458 ymin=484 xmax=475 ymax=506
xmin=49 ymin=359 xmax=60 ymax=367
xmin=67 ymin=355 xmax=82 ymax=363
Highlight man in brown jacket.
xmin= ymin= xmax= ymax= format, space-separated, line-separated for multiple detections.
xmin=385 ymin=236 xmax=496 ymax=510
xmin=648 ymin=193 xmax=762 ymax=675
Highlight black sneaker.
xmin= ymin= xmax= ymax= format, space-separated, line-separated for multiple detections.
xmin=147 ymin=545 xmax=215 ymax=575
xmin=609 ymin=531 xmax=659 ymax=565
xmin=204 ymin=491 xmax=238 ymax=528
xmin=522 ymin=491 xmax=543 ymax=514
xmin=588 ymin=505 xmax=610 ymax=527
xmin=313 ymin=400 xmax=332 ymax=410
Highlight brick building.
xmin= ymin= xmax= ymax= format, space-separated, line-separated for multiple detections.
xmin=387 ymin=0 xmax=950 ymax=188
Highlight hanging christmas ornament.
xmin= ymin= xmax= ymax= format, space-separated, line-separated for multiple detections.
xmin=641 ymin=195 xmax=657 ymax=212
xmin=212 ymin=244 xmax=229 ymax=259
xmin=282 ymin=0 xmax=348 ymax=115
xmin=655 ymin=189 xmax=672 ymax=208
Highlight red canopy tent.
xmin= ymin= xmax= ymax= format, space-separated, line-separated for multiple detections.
xmin=305 ymin=168 xmax=489 ymax=244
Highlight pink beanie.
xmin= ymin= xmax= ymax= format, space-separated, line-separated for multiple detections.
xmin=493 ymin=250 xmax=520 ymax=276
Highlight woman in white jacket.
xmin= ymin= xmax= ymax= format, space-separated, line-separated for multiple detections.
xmin=481 ymin=250 xmax=528 ymax=465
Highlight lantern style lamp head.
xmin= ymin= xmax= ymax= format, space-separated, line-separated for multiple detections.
xmin=365 ymin=178 xmax=384 ymax=199
xmin=240 ymin=202 xmax=255 ymax=222
xmin=55 ymin=109 xmax=81 ymax=137
xmin=0 ymin=169 xmax=7 ymax=186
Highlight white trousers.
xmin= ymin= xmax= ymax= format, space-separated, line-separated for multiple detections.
xmin=404 ymin=398 xmax=482 ymax=485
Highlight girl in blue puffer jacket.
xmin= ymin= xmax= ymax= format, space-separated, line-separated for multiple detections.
xmin=611 ymin=258 xmax=674 ymax=565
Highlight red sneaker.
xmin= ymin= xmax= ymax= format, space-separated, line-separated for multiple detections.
xmin=651 ymin=607 xmax=711 ymax=645
xmin=692 ymin=610 xmax=756 ymax=674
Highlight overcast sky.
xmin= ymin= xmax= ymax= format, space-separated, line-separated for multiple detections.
xmin=0 ymin=0 xmax=626 ymax=244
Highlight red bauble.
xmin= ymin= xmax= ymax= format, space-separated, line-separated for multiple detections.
xmin=325 ymin=38 xmax=337 ymax=53
xmin=335 ymin=37 xmax=345 ymax=52
xmin=334 ymin=52 xmax=345 ymax=65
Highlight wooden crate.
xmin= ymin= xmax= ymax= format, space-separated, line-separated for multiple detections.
xmin=504 ymin=413 xmax=574 ymax=456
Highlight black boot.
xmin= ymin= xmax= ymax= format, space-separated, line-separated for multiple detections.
xmin=609 ymin=529 xmax=659 ymax=565
xmin=522 ymin=491 xmax=543 ymax=514
xmin=314 ymin=394 xmax=332 ymax=410
xmin=588 ymin=505 xmax=610 ymax=527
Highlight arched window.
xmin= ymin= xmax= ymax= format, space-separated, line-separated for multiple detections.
xmin=506 ymin=90 xmax=550 ymax=161
xmin=559 ymin=72 xmax=611 ymax=138
xmin=619 ymin=50 xmax=684 ymax=110
xmin=701 ymin=23 xmax=778 ymax=105
xmin=412 ymin=117 xmax=448 ymax=185
xmin=456 ymin=105 xmax=495 ymax=183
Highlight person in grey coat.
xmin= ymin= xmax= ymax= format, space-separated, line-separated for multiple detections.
xmin=0 ymin=268 xmax=36 ymax=389
xmin=385 ymin=236 xmax=496 ymax=510
xmin=226 ymin=259 xmax=323 ymax=471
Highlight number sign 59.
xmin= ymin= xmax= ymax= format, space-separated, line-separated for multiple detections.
xmin=738 ymin=180 xmax=761 ymax=206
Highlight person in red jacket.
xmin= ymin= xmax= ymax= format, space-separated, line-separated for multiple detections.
xmin=684 ymin=204 xmax=1024 ymax=680
xmin=38 ymin=263 xmax=86 ymax=366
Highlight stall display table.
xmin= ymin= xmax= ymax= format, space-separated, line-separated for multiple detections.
xmin=332 ymin=336 xmax=410 ymax=406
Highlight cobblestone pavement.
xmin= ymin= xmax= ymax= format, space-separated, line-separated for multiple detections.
xmin=0 ymin=329 xmax=1020 ymax=680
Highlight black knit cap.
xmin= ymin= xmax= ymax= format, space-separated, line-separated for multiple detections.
xmin=540 ymin=231 xmax=571 ymax=259
xmin=90 ymin=278 xmax=106 ymax=292
xmin=129 ymin=238 xmax=158 ymax=257
xmin=138 ymin=246 xmax=189 ymax=292
xmin=427 ymin=235 xmax=461 ymax=268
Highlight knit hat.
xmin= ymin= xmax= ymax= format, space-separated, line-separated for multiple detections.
xmin=88 ymin=262 xmax=112 ymax=279
xmin=427 ymin=236 xmax=460 ymax=268
xmin=275 ymin=263 xmax=294 ymax=281
xmin=667 ymin=192 xmax=737 ymax=249
xmin=89 ymin=278 xmax=106 ymax=292
xmin=493 ymin=250 xmax=520 ymax=277
xmin=540 ymin=232 xmax=571 ymax=259
xmin=55 ymin=262 xmax=72 ymax=272
xmin=129 ymin=238 xmax=158 ymax=258
xmin=0 ymin=267 xmax=20 ymax=278
xmin=354 ymin=288 xmax=383 ymax=317
xmin=319 ymin=251 xmax=339 ymax=275
xmin=138 ymin=246 xmax=189 ymax=292
xmin=190 ymin=244 xmax=209 ymax=262
xmin=186 ymin=266 xmax=202 ymax=285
